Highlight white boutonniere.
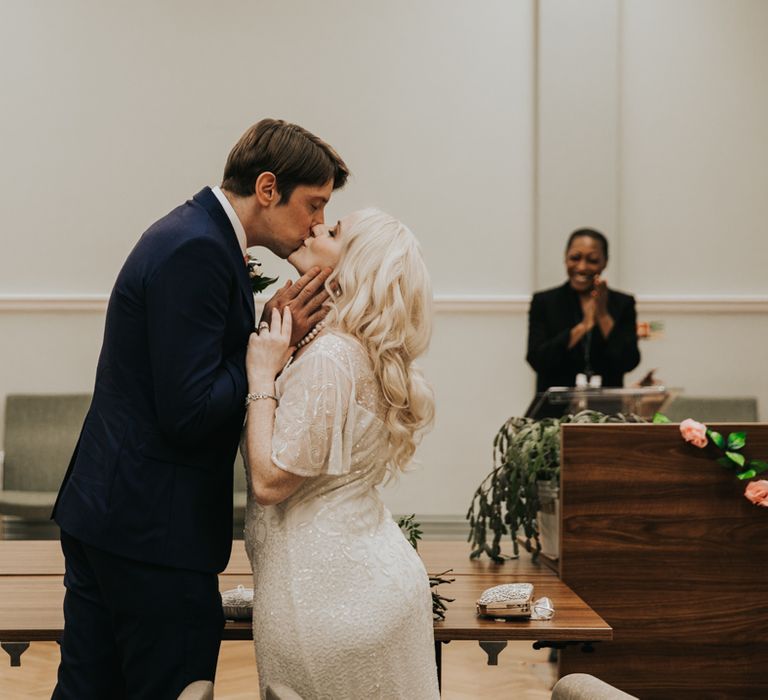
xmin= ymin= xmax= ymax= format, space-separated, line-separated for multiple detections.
xmin=246 ymin=253 xmax=279 ymax=294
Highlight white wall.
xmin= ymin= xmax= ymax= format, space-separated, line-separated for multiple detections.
xmin=2 ymin=0 xmax=767 ymax=524
xmin=0 ymin=0 xmax=533 ymax=295
xmin=537 ymin=0 xmax=622 ymax=288
xmin=0 ymin=0 xmax=535 ymax=522
xmin=619 ymin=0 xmax=768 ymax=414
xmin=536 ymin=0 xmax=768 ymax=423
xmin=620 ymin=0 xmax=768 ymax=295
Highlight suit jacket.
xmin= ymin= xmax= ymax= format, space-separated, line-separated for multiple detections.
xmin=526 ymin=282 xmax=640 ymax=393
xmin=53 ymin=187 xmax=255 ymax=573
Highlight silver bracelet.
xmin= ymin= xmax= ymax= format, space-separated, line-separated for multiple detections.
xmin=245 ymin=392 xmax=278 ymax=407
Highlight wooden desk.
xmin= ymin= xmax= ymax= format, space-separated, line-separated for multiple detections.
xmin=0 ymin=539 xmax=562 ymax=578
xmin=0 ymin=540 xmax=611 ymax=674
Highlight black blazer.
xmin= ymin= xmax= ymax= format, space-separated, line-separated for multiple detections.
xmin=53 ymin=188 xmax=255 ymax=573
xmin=526 ymin=282 xmax=640 ymax=393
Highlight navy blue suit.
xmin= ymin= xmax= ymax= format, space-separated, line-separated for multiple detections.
xmin=52 ymin=187 xmax=254 ymax=698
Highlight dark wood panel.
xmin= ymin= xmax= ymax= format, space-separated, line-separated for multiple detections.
xmin=559 ymin=423 xmax=768 ymax=697
xmin=560 ymin=642 xmax=765 ymax=700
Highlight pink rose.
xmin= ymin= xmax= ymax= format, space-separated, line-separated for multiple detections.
xmin=679 ymin=418 xmax=708 ymax=448
xmin=744 ymin=480 xmax=768 ymax=507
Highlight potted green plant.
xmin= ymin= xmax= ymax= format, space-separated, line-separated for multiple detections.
xmin=397 ymin=514 xmax=454 ymax=620
xmin=466 ymin=410 xmax=646 ymax=562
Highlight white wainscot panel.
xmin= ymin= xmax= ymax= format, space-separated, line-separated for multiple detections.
xmin=379 ymin=311 xmax=532 ymax=520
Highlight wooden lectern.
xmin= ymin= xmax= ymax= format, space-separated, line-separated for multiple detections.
xmin=557 ymin=422 xmax=768 ymax=699
xmin=526 ymin=386 xmax=669 ymax=420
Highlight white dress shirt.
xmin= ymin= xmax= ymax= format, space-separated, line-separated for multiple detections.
xmin=211 ymin=186 xmax=247 ymax=258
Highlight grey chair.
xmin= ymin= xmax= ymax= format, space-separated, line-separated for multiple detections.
xmin=177 ymin=680 xmax=214 ymax=700
xmin=0 ymin=394 xmax=91 ymax=531
xmin=551 ymin=673 xmax=638 ymax=700
xmin=0 ymin=392 xmax=249 ymax=539
xmin=266 ymin=684 xmax=303 ymax=700
xmin=663 ymin=395 xmax=759 ymax=423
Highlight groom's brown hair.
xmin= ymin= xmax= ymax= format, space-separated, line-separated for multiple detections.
xmin=222 ymin=118 xmax=349 ymax=204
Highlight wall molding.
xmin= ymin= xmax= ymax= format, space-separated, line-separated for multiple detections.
xmin=634 ymin=296 xmax=768 ymax=314
xmin=2 ymin=293 xmax=768 ymax=314
xmin=0 ymin=295 xmax=110 ymax=313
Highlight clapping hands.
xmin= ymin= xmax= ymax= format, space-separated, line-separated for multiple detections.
xmin=581 ymin=276 xmax=608 ymax=331
xmin=591 ymin=275 xmax=609 ymax=317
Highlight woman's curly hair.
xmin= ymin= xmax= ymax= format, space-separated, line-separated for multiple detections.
xmin=324 ymin=208 xmax=435 ymax=472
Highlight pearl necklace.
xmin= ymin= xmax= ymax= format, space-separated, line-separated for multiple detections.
xmin=296 ymin=320 xmax=326 ymax=349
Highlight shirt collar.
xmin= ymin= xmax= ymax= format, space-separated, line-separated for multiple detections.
xmin=211 ymin=186 xmax=247 ymax=257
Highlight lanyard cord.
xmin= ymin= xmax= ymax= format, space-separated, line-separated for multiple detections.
xmin=583 ymin=329 xmax=593 ymax=378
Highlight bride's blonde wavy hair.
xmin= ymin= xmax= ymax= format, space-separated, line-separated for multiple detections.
xmin=324 ymin=208 xmax=434 ymax=472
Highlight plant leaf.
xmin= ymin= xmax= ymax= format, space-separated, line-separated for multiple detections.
xmin=737 ymin=469 xmax=757 ymax=480
xmin=707 ymin=430 xmax=725 ymax=449
xmin=726 ymin=431 xmax=747 ymax=450
xmin=653 ymin=412 xmax=671 ymax=424
xmin=717 ymin=456 xmax=735 ymax=469
xmin=748 ymin=460 xmax=768 ymax=475
xmin=725 ymin=451 xmax=746 ymax=467
xmin=250 ymin=275 xmax=280 ymax=294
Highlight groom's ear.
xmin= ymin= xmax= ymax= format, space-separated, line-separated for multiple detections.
xmin=255 ymin=172 xmax=279 ymax=206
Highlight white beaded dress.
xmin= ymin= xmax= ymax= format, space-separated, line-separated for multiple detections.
xmin=243 ymin=331 xmax=439 ymax=700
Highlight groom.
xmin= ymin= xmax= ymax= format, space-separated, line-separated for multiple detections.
xmin=51 ymin=119 xmax=349 ymax=699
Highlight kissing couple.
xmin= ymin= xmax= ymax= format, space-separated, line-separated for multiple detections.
xmin=52 ymin=118 xmax=440 ymax=699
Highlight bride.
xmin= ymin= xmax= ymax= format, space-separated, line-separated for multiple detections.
xmin=242 ymin=208 xmax=440 ymax=699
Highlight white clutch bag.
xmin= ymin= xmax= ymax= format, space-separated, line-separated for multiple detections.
xmin=476 ymin=583 xmax=534 ymax=619
xmin=221 ymin=585 xmax=254 ymax=620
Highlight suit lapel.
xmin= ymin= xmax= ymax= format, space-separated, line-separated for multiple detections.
xmin=558 ymin=282 xmax=581 ymax=325
xmin=192 ymin=187 xmax=255 ymax=326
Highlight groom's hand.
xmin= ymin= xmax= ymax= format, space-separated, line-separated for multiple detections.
xmin=260 ymin=266 xmax=332 ymax=346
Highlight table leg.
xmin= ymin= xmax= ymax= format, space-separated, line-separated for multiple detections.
xmin=533 ymin=640 xmax=596 ymax=653
xmin=434 ymin=640 xmax=449 ymax=694
xmin=1 ymin=642 xmax=30 ymax=667
xmin=478 ymin=640 xmax=507 ymax=665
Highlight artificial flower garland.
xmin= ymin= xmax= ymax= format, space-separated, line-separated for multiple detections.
xmin=654 ymin=413 xmax=768 ymax=507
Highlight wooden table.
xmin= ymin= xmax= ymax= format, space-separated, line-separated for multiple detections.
xmin=0 ymin=539 xmax=611 ymax=678
xmin=0 ymin=539 xmax=565 ymax=578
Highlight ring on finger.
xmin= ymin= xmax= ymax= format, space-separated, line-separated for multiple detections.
xmin=258 ymin=322 xmax=270 ymax=332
